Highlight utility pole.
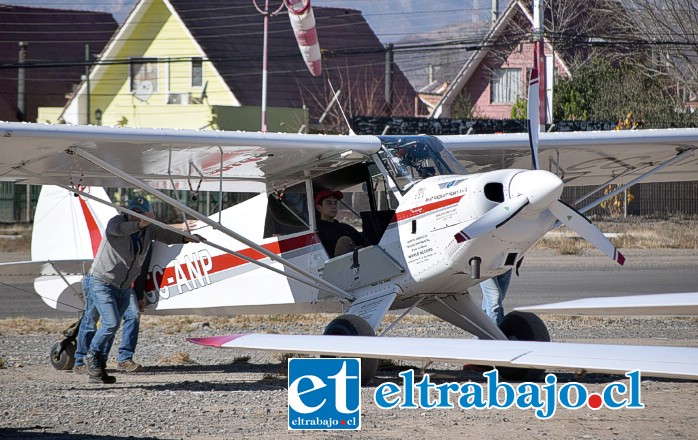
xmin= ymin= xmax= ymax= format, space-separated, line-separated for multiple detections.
xmin=85 ymin=44 xmax=91 ymax=125
xmin=533 ymin=0 xmax=546 ymax=132
xmin=384 ymin=43 xmax=393 ymax=115
xmin=253 ymin=0 xmax=285 ymax=133
xmin=17 ymin=42 xmax=27 ymax=122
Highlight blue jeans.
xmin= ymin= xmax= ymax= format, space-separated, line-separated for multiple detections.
xmin=75 ymin=274 xmax=99 ymax=367
xmin=480 ymin=269 xmax=512 ymax=326
xmin=87 ymin=276 xmax=132 ymax=360
xmin=118 ymin=293 xmax=140 ymax=363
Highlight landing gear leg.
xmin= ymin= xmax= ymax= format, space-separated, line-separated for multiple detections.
xmin=49 ymin=318 xmax=81 ymax=370
xmin=323 ymin=314 xmax=379 ymax=386
xmin=497 ymin=311 xmax=551 ymax=381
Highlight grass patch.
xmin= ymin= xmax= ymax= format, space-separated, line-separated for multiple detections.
xmin=536 ymin=218 xmax=698 ymax=254
xmin=232 ymin=355 xmax=251 ymax=364
xmin=0 ymin=226 xmax=31 ymax=253
xmin=157 ymin=351 xmax=197 ymax=366
xmin=0 ymin=317 xmax=75 ymax=335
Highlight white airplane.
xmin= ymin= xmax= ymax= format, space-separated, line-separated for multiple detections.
xmin=1 ymin=63 xmax=698 ymax=382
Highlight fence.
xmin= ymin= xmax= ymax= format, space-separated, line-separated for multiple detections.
xmin=0 ymin=185 xmax=256 ymax=224
xmin=563 ymin=181 xmax=698 ymax=218
xmin=0 ymin=183 xmax=40 ymax=223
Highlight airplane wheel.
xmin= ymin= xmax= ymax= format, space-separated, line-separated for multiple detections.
xmin=496 ymin=311 xmax=550 ymax=382
xmin=323 ymin=314 xmax=378 ymax=386
xmin=50 ymin=340 xmax=76 ymax=370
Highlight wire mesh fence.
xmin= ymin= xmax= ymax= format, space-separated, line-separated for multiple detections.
xmin=1 ymin=180 xmax=696 ymax=225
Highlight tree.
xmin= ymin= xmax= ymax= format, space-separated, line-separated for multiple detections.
xmin=450 ymin=91 xmax=481 ymax=119
xmin=301 ymin=62 xmax=414 ymax=134
xmin=554 ymin=57 xmax=698 ymax=127
xmin=610 ymin=0 xmax=698 ymax=108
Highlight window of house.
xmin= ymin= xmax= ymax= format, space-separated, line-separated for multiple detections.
xmin=130 ymin=58 xmax=158 ymax=100
xmin=191 ymin=58 xmax=203 ymax=87
xmin=490 ymin=68 xmax=522 ymax=104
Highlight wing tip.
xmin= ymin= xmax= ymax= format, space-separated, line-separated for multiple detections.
xmin=616 ymin=249 xmax=626 ymax=266
xmin=187 ymin=334 xmax=246 ymax=348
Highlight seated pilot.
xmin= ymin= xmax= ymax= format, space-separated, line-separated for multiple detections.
xmin=315 ymin=189 xmax=364 ymax=258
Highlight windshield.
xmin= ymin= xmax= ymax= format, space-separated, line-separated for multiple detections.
xmin=376 ymin=135 xmax=467 ymax=192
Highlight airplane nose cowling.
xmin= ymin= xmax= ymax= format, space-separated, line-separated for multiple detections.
xmin=508 ymin=170 xmax=563 ymax=211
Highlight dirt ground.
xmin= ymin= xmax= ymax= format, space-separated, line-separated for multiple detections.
xmin=1 ymin=315 xmax=697 ymax=440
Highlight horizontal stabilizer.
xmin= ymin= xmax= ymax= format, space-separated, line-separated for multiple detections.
xmin=515 ymin=292 xmax=698 ymax=316
xmin=188 ymin=333 xmax=698 ymax=379
xmin=0 ymin=259 xmax=92 ymax=284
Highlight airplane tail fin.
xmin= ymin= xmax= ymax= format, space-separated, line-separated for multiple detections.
xmin=31 ymin=185 xmax=116 ymax=311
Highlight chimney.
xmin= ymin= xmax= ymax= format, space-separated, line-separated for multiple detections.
xmin=17 ymin=42 xmax=28 ymax=121
xmin=492 ymin=0 xmax=499 ymax=24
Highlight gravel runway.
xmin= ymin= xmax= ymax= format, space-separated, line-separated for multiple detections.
xmin=1 ymin=248 xmax=697 ymax=439
xmin=1 ymin=312 xmax=698 ymax=439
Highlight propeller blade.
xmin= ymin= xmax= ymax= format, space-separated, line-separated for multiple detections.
xmin=549 ymin=200 xmax=626 ymax=266
xmin=527 ymin=61 xmax=540 ymax=170
xmin=455 ymin=195 xmax=529 ymax=243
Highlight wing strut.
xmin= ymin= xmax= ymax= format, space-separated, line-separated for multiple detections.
xmin=14 ymin=168 xmax=339 ymax=296
xmin=48 ymin=260 xmax=83 ymax=299
xmin=579 ymin=148 xmax=695 ymax=214
xmin=65 ymin=147 xmax=355 ymax=302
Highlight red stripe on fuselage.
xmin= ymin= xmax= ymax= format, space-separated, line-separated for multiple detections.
xmin=393 ymin=196 xmax=463 ymax=222
xmin=148 ymin=232 xmax=320 ymax=290
xmin=77 ymin=196 xmax=102 ymax=258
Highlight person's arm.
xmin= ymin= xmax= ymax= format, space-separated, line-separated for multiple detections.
xmin=149 ymin=219 xmax=203 ymax=245
xmin=148 ymin=224 xmax=190 ymax=245
xmin=346 ymin=224 xmax=365 ymax=246
xmin=105 ymin=215 xmax=141 ymax=237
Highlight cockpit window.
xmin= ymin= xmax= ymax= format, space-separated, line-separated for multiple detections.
xmin=377 ymin=135 xmax=467 ymax=192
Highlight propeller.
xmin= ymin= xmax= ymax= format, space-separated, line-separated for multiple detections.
xmin=452 ymin=48 xmax=625 ymax=265
xmin=549 ymin=200 xmax=626 ymax=265
xmin=527 ymin=60 xmax=541 ymax=171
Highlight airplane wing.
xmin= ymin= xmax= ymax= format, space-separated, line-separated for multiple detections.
xmin=440 ymin=129 xmax=698 ymax=186
xmin=0 ymin=259 xmax=92 ymax=284
xmin=0 ymin=122 xmax=382 ymax=192
xmin=188 ymin=333 xmax=698 ymax=379
xmin=1 ymin=122 xmax=696 ymax=191
xmin=515 ymin=292 xmax=698 ymax=316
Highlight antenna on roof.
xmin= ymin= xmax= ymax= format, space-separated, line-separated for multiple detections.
xmin=328 ymin=80 xmax=354 ymax=135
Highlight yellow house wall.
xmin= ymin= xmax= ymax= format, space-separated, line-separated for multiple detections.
xmin=36 ymin=107 xmax=64 ymax=124
xmin=90 ymin=0 xmax=235 ymax=129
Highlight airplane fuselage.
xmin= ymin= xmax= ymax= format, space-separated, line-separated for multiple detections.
xmin=139 ymin=167 xmax=559 ymax=316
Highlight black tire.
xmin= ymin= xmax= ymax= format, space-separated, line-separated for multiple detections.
xmin=497 ymin=311 xmax=550 ymax=382
xmin=323 ymin=314 xmax=378 ymax=386
xmin=50 ymin=340 xmax=76 ymax=370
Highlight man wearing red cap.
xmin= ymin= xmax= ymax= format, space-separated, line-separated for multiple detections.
xmin=315 ymin=189 xmax=364 ymax=258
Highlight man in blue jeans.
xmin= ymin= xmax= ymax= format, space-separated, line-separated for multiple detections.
xmin=116 ymin=292 xmax=144 ymax=372
xmin=74 ymin=278 xmax=144 ymax=374
xmin=75 ymin=195 xmax=200 ymax=384
xmin=480 ymin=269 xmax=512 ymax=326
xmin=115 ymin=244 xmax=153 ymax=373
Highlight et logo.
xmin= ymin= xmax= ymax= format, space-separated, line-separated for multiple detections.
xmin=287 ymin=358 xmax=361 ymax=430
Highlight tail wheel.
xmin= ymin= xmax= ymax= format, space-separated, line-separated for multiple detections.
xmin=497 ymin=311 xmax=550 ymax=382
xmin=50 ymin=339 xmax=76 ymax=370
xmin=323 ymin=314 xmax=378 ymax=386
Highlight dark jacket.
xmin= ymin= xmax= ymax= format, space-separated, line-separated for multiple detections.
xmin=90 ymin=214 xmax=183 ymax=289
xmin=316 ymin=219 xmax=363 ymax=258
